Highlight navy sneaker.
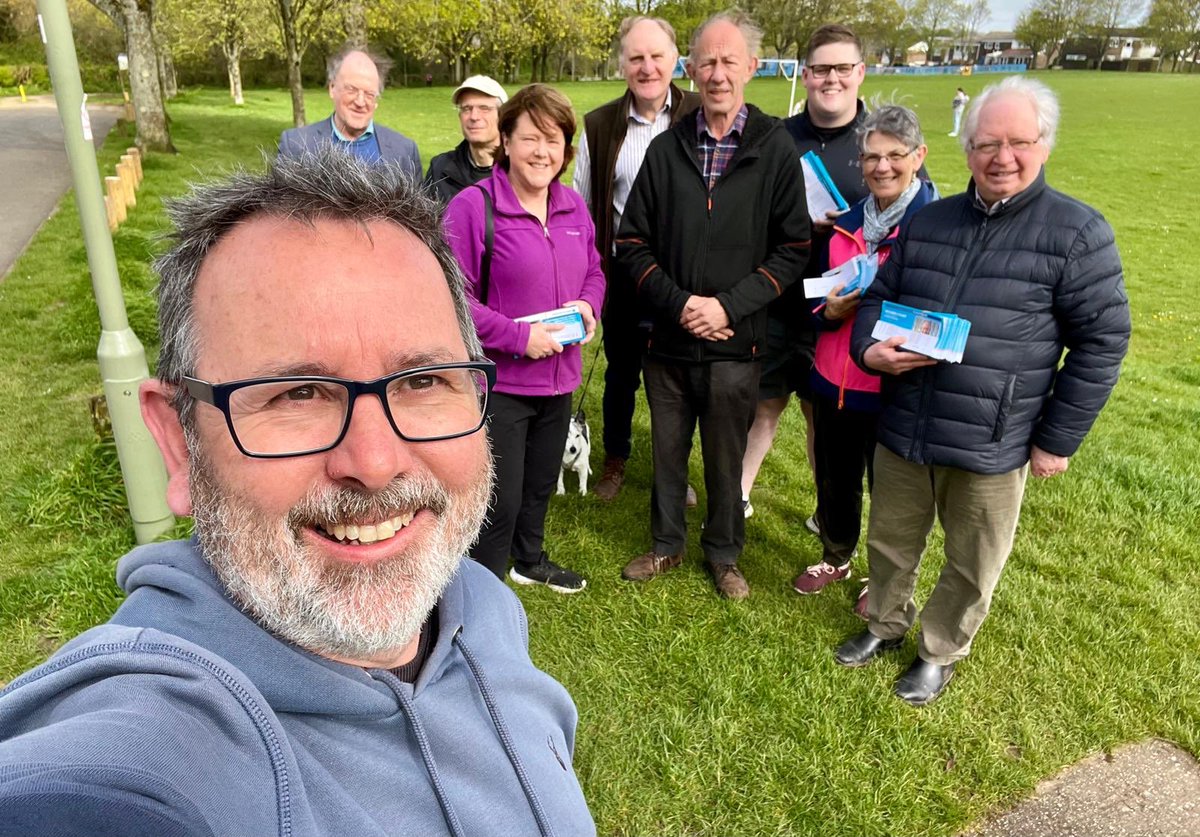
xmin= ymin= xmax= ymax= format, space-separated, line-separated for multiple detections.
xmin=510 ymin=554 xmax=587 ymax=594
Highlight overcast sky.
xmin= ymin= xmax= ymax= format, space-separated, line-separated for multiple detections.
xmin=986 ymin=0 xmax=1028 ymax=32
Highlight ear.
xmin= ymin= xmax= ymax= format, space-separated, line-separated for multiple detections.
xmin=328 ymin=82 xmax=337 ymax=101
xmin=139 ymin=379 xmax=194 ymax=516
xmin=685 ymin=59 xmax=696 ymax=82
xmin=913 ymin=143 xmax=929 ymax=167
xmin=747 ymin=56 xmax=759 ymax=78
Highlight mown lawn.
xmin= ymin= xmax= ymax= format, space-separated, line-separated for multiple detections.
xmin=1 ymin=71 xmax=1198 ymax=836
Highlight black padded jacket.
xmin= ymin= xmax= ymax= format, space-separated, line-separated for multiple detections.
xmin=615 ymin=105 xmax=812 ymax=364
xmin=850 ymin=170 xmax=1131 ymax=474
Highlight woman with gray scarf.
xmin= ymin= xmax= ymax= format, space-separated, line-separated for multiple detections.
xmin=790 ymin=105 xmax=938 ymax=616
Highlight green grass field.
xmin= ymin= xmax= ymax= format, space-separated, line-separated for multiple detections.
xmin=1 ymin=71 xmax=1198 ymax=836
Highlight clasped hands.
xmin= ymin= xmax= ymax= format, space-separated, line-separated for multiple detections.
xmin=680 ymin=295 xmax=733 ymax=341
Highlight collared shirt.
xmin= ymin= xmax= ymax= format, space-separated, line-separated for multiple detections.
xmin=331 ymin=116 xmax=381 ymax=163
xmin=696 ymin=105 xmax=748 ymax=192
xmin=572 ymin=91 xmax=674 ymax=250
xmin=972 ymin=187 xmax=1014 ymax=216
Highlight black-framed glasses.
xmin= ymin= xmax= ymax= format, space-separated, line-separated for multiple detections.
xmin=807 ymin=62 xmax=861 ymax=78
xmin=182 ymin=361 xmax=496 ymax=459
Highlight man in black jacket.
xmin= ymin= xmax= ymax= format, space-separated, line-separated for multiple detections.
xmin=422 ymin=76 xmax=507 ymax=203
xmin=574 ymin=16 xmax=701 ymax=502
xmin=615 ymin=11 xmax=811 ymax=599
xmin=835 ymin=76 xmax=1131 ymax=705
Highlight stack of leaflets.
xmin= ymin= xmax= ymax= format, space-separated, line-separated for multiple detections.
xmin=515 ymin=305 xmax=586 ymax=346
xmin=871 ymin=301 xmax=971 ymax=363
xmin=800 ymin=151 xmax=849 ymax=219
xmin=803 ymin=254 xmax=877 ymax=299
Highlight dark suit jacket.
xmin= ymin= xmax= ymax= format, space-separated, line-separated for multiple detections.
xmin=278 ymin=116 xmax=422 ymax=180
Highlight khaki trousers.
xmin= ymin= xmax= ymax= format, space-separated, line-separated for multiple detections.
xmin=867 ymin=445 xmax=1029 ymax=665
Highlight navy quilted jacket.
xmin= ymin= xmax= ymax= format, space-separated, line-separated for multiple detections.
xmin=851 ymin=170 xmax=1131 ymax=475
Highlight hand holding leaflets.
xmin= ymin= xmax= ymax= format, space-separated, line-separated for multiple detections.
xmin=801 ymin=151 xmax=849 ymax=221
xmin=870 ymin=301 xmax=971 ymax=363
xmin=804 ymin=254 xmax=878 ymax=300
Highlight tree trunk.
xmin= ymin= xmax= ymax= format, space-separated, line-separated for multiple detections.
xmin=120 ymin=0 xmax=174 ymax=152
xmin=158 ymin=48 xmax=177 ymax=99
xmin=278 ymin=0 xmax=306 ymax=126
xmin=224 ymin=40 xmax=244 ymax=105
xmin=342 ymin=0 xmax=367 ymax=50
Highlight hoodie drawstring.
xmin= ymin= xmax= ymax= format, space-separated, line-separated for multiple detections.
xmin=382 ymin=672 xmax=467 ymax=837
xmin=455 ymin=632 xmax=556 ymax=837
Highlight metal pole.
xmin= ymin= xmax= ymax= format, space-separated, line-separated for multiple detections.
xmin=36 ymin=0 xmax=174 ymax=544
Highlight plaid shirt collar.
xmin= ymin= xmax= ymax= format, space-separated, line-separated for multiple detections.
xmin=695 ymin=106 xmax=748 ymax=190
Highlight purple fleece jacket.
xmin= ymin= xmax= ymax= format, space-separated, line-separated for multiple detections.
xmin=444 ymin=167 xmax=606 ymax=397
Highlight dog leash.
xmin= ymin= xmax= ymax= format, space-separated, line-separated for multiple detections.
xmin=571 ymin=333 xmax=604 ymax=421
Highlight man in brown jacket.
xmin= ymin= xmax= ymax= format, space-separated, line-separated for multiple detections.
xmin=573 ymin=15 xmax=700 ymax=501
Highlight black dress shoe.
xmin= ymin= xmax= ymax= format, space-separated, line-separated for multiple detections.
xmin=834 ymin=630 xmax=904 ymax=668
xmin=894 ymin=658 xmax=956 ymax=706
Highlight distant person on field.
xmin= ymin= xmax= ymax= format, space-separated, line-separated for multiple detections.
xmin=791 ymin=104 xmax=935 ymax=616
xmin=278 ymin=48 xmax=422 ymax=180
xmin=834 ymin=76 xmax=1130 ymax=707
xmin=444 ymin=85 xmax=605 ymax=594
xmin=950 ymin=86 xmax=969 ymax=137
xmin=616 ymin=11 xmax=811 ymax=600
xmin=573 ymin=15 xmax=700 ymax=503
xmin=424 ymin=75 xmax=508 ymax=203
xmin=0 ymin=148 xmax=595 ymax=834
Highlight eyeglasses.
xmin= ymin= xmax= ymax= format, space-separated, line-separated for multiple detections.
xmin=861 ymin=148 xmax=916 ymax=168
xmin=457 ymin=104 xmax=498 ymax=115
xmin=968 ymin=137 xmax=1040 ymax=156
xmin=339 ymin=84 xmax=379 ymax=103
xmin=807 ymin=62 xmax=861 ymax=78
xmin=182 ymin=362 xmax=496 ymax=459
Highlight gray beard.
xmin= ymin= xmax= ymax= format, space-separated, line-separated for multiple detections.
xmin=188 ymin=445 xmax=492 ymax=665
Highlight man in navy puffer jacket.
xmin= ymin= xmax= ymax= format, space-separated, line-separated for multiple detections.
xmin=835 ymin=77 xmax=1130 ymax=706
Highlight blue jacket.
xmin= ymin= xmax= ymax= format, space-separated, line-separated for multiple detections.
xmin=0 ymin=540 xmax=595 ymax=837
xmin=279 ymin=116 xmax=423 ymax=181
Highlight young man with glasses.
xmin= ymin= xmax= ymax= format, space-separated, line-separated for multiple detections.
xmin=0 ymin=149 xmax=595 ymax=836
xmin=279 ymin=48 xmax=422 ymax=180
xmin=424 ymin=75 xmax=508 ymax=204
xmin=739 ymin=24 xmax=871 ymax=544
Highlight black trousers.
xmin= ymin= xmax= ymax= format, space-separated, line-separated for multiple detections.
xmin=811 ymin=392 xmax=879 ymax=567
xmin=644 ymin=359 xmax=759 ymax=566
xmin=470 ymin=391 xmax=573 ymax=579
xmin=600 ymin=274 xmax=649 ymax=461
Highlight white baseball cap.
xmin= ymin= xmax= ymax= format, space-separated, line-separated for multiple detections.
xmin=453 ymin=75 xmax=508 ymax=105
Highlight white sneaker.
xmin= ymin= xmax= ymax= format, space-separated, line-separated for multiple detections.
xmin=742 ymin=499 xmax=754 ymax=519
xmin=805 ymin=515 xmax=820 ymax=536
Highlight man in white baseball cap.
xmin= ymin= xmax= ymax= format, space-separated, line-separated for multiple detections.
xmin=423 ymin=75 xmax=508 ymax=203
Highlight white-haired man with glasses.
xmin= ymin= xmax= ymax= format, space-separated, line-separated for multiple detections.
xmin=834 ymin=76 xmax=1130 ymax=706
xmin=0 ymin=148 xmax=594 ymax=836
xmin=279 ymin=48 xmax=422 ymax=180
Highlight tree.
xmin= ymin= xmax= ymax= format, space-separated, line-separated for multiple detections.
xmin=1014 ymin=0 xmax=1097 ymax=64
xmin=954 ymin=0 xmax=990 ymax=62
xmin=371 ymin=0 xmax=485 ymax=83
xmin=342 ymin=0 xmax=368 ymax=49
xmin=909 ymin=0 xmax=968 ymax=61
xmin=158 ymin=0 xmax=274 ymax=105
xmin=1146 ymin=0 xmax=1200 ymax=68
xmin=88 ymin=0 xmax=175 ymax=152
xmin=274 ymin=0 xmax=338 ymax=127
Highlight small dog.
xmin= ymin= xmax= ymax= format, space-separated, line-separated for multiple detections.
xmin=557 ymin=410 xmax=591 ymax=496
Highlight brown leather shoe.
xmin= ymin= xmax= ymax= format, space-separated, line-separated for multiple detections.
xmin=622 ymin=550 xmax=684 ymax=581
xmin=685 ymin=484 xmax=698 ymax=508
xmin=593 ymin=457 xmax=626 ymax=501
xmin=709 ymin=562 xmax=749 ymax=600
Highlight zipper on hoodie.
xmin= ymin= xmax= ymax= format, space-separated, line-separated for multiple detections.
xmin=908 ymin=211 xmax=991 ymax=461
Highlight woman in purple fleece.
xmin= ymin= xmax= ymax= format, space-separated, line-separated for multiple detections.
xmin=444 ymin=84 xmax=606 ymax=594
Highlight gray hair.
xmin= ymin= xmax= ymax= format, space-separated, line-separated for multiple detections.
xmin=617 ymin=16 xmax=680 ymax=68
xmin=153 ymin=147 xmax=485 ymax=426
xmin=326 ymin=48 xmax=393 ymax=91
xmin=960 ymin=75 xmax=1059 ymax=153
xmin=689 ymin=10 xmax=763 ymax=60
xmin=858 ymin=103 xmax=925 ymax=153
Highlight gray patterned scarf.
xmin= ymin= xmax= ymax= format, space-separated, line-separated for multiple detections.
xmin=862 ymin=178 xmax=922 ymax=255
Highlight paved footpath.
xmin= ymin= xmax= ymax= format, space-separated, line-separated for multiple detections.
xmin=963 ymin=739 xmax=1200 ymax=837
xmin=0 ymin=94 xmax=121 ymax=280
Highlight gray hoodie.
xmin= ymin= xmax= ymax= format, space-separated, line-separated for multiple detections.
xmin=0 ymin=540 xmax=595 ymax=837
